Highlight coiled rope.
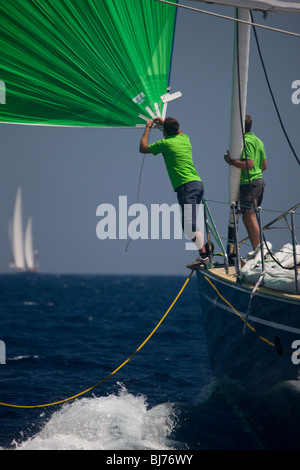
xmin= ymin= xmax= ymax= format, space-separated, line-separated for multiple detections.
xmin=0 ymin=271 xmax=194 ymax=409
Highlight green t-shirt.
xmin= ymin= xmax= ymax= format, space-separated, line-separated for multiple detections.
xmin=240 ymin=132 xmax=266 ymax=185
xmin=148 ymin=133 xmax=201 ymax=191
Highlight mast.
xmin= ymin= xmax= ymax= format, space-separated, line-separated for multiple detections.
xmin=227 ymin=8 xmax=251 ymax=264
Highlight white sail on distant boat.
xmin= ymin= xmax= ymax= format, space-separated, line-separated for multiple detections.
xmin=9 ymin=187 xmax=39 ymax=272
xmin=24 ymin=217 xmax=36 ymax=270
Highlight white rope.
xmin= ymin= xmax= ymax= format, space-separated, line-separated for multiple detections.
xmin=154 ymin=0 xmax=300 ymax=38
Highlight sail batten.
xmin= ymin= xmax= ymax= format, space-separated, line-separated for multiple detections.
xmin=0 ymin=0 xmax=178 ymax=127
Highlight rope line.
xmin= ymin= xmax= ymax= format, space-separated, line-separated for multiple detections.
xmin=125 ymin=153 xmax=146 ymax=252
xmin=0 ymin=271 xmax=194 ymax=409
xmin=202 ymin=273 xmax=297 ymax=356
xmin=202 ymin=274 xmax=275 ymax=347
xmin=251 ymin=11 xmax=300 ymax=167
xmin=154 ymin=0 xmax=300 ymax=38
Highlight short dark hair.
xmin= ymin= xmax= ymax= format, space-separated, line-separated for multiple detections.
xmin=163 ymin=117 xmax=179 ymax=136
xmin=245 ymin=114 xmax=252 ymax=133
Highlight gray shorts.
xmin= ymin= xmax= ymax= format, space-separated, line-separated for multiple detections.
xmin=240 ymin=179 xmax=265 ymax=214
xmin=176 ymin=180 xmax=204 ymax=234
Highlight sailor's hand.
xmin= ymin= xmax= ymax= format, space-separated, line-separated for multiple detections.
xmin=153 ymin=117 xmax=164 ymax=126
xmin=224 ymin=150 xmax=231 ymax=164
xmin=146 ymin=120 xmax=153 ymax=129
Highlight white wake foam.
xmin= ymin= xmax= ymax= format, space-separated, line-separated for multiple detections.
xmin=13 ymin=385 xmax=178 ymax=450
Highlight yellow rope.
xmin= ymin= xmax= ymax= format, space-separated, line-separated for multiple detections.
xmin=0 ymin=271 xmax=194 ymax=409
xmin=203 ymin=274 xmax=275 ymax=348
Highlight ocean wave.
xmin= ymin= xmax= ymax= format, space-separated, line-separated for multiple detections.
xmin=12 ymin=384 xmax=178 ymax=450
xmin=8 ymin=355 xmax=39 ymax=362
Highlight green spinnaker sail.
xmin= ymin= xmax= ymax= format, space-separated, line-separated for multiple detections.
xmin=0 ymin=0 xmax=177 ymax=127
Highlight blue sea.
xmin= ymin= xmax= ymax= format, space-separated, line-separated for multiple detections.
xmin=0 ymin=273 xmax=297 ymax=454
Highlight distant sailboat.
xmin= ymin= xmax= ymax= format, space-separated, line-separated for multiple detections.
xmin=9 ymin=187 xmax=39 ymax=272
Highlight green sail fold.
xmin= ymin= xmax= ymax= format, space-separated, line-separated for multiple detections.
xmin=0 ymin=0 xmax=177 ymax=127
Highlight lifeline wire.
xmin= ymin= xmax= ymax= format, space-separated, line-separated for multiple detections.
xmin=0 ymin=271 xmax=194 ymax=409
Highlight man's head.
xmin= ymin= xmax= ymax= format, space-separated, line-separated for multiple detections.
xmin=163 ymin=117 xmax=179 ymax=136
xmin=245 ymin=114 xmax=252 ymax=133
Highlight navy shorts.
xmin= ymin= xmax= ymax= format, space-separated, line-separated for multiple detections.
xmin=176 ymin=180 xmax=204 ymax=235
xmin=240 ymin=179 xmax=265 ymax=214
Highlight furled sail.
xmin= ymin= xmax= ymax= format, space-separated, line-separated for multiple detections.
xmin=0 ymin=0 xmax=177 ymax=127
xmin=227 ymin=8 xmax=251 ymax=261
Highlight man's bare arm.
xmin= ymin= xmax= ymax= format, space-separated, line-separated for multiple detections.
xmin=139 ymin=120 xmax=153 ymax=153
xmin=224 ymin=150 xmax=254 ymax=170
xmin=262 ymin=159 xmax=267 ymax=172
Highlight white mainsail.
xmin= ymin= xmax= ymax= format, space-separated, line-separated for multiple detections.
xmin=9 ymin=187 xmax=38 ymax=272
xmin=24 ymin=217 xmax=35 ymax=270
xmin=10 ymin=187 xmax=26 ymax=270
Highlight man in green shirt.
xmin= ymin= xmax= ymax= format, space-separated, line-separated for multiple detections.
xmin=139 ymin=116 xmax=209 ymax=268
xmin=224 ymin=114 xmax=267 ymax=249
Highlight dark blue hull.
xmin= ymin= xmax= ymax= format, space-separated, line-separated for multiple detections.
xmin=196 ymin=266 xmax=300 ymax=393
